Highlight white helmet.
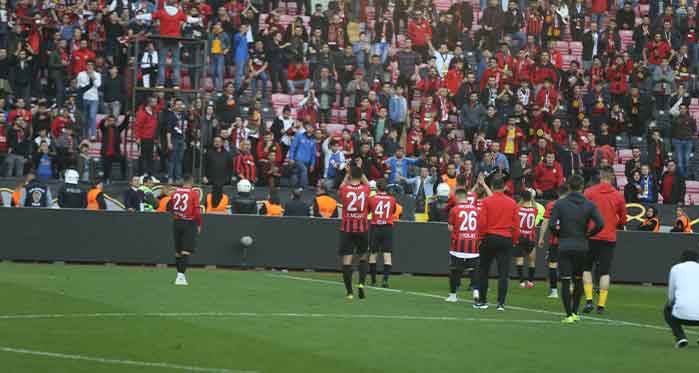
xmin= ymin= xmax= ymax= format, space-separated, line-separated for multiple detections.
xmin=369 ymin=180 xmax=377 ymax=190
xmin=436 ymin=183 xmax=451 ymax=198
xmin=237 ymin=179 xmax=253 ymax=193
xmin=64 ymin=169 xmax=79 ymax=184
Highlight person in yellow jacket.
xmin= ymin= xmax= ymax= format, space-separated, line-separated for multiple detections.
xmin=671 ymin=207 xmax=693 ymax=233
xmin=260 ymin=190 xmax=284 ymax=216
xmin=86 ymin=179 xmax=107 ymax=210
xmin=206 ymin=185 xmax=230 ymax=214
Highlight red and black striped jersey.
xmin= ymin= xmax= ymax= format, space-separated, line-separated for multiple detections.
xmin=168 ymin=188 xmax=202 ymax=226
xmin=544 ymin=200 xmax=559 ymax=245
xmin=517 ymin=206 xmax=538 ymax=242
xmin=448 ymin=201 xmax=480 ymax=254
xmin=234 ymin=152 xmax=257 ymax=182
xmin=369 ymin=193 xmax=397 ymax=226
xmin=340 ymin=183 xmax=371 ymax=233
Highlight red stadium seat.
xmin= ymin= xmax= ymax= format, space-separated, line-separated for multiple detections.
xmin=620 ymin=30 xmax=634 ymax=52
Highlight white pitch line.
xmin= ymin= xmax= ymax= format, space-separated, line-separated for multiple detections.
xmin=268 ymin=274 xmax=690 ymax=334
xmin=0 ymin=311 xmax=599 ymax=326
xmin=0 ymin=346 xmax=252 ymax=373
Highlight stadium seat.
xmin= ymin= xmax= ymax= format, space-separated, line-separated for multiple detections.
xmin=618 ymin=149 xmax=633 ymax=163
xmin=620 ymin=30 xmax=633 ymax=52
xmin=434 ymin=0 xmax=453 ymax=12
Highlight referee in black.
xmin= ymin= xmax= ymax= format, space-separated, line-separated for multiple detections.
xmin=549 ymin=175 xmax=605 ymax=323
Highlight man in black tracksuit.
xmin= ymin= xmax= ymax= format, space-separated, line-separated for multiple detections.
xmin=549 ymin=175 xmax=605 ymax=323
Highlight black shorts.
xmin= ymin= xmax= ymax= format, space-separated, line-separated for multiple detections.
xmin=547 ymin=244 xmax=560 ymax=263
xmin=449 ymin=254 xmax=479 ymax=271
xmin=585 ymin=239 xmax=615 ymax=275
xmin=339 ymin=231 xmax=369 ymax=256
xmin=173 ymin=219 xmax=197 ymax=254
xmin=559 ymin=250 xmax=586 ymax=278
xmin=369 ymin=225 xmax=394 ymax=253
xmin=513 ymin=239 xmax=535 ymax=257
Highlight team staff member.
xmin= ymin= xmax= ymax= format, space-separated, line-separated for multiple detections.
xmin=338 ymin=166 xmax=371 ymax=300
xmin=476 ymin=175 xmax=520 ymax=311
xmin=86 ymin=179 xmax=107 ymax=210
xmin=583 ymin=167 xmax=628 ymax=314
xmin=664 ymin=250 xmax=699 ymax=348
xmin=549 ymin=175 xmax=605 ymax=324
xmin=538 ymin=187 xmax=568 ymax=299
xmin=314 ymin=184 xmax=339 ymax=218
xmin=446 ymin=188 xmax=481 ymax=304
xmin=515 ymin=189 xmax=538 ymax=289
xmin=168 ymin=175 xmax=202 ymax=286
xmin=368 ymin=179 xmax=398 ymax=288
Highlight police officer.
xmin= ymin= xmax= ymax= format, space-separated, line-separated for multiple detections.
xmin=57 ymin=169 xmax=87 ymax=209
xmin=549 ymin=175 xmax=605 ymax=324
xmin=21 ymin=171 xmax=53 ymax=208
xmin=231 ymin=179 xmax=258 ymax=214
xmin=428 ymin=183 xmax=451 ymax=222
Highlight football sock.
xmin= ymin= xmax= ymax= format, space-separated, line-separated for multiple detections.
xmin=598 ymin=289 xmax=608 ymax=307
xmin=358 ymin=260 xmax=368 ymax=286
xmin=369 ymin=263 xmax=377 ymax=284
xmin=516 ymin=265 xmax=524 ymax=282
xmin=549 ymin=268 xmax=558 ymax=290
xmin=175 ymin=256 xmax=188 ymax=274
xmin=449 ymin=269 xmax=461 ymax=293
xmin=528 ymin=267 xmax=535 ymax=282
xmin=572 ymin=279 xmax=584 ymax=314
xmin=382 ymin=264 xmax=392 ymax=283
xmin=584 ymin=283 xmax=594 ymax=301
xmin=342 ymin=265 xmax=353 ymax=294
xmin=175 ymin=257 xmax=183 ymax=273
xmin=560 ymin=279 xmax=572 ymax=316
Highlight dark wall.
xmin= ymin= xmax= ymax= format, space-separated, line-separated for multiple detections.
xmin=0 ymin=208 xmax=695 ymax=284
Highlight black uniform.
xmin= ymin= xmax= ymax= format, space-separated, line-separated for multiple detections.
xmin=428 ymin=197 xmax=450 ymax=222
xmin=57 ymin=183 xmax=87 ymax=209
xmin=231 ymin=193 xmax=258 ymax=214
xmin=23 ymin=180 xmax=51 ymax=208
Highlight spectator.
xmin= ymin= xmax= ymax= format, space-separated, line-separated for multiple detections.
xmin=32 ymin=141 xmax=55 ymax=182
xmin=653 ymin=59 xmax=676 ymax=110
xmin=234 ymin=139 xmax=257 ymax=184
xmin=209 ymin=21 xmax=231 ymax=92
xmin=314 ymin=67 xmax=336 ymax=124
xmin=313 ymin=184 xmax=338 ymax=218
xmin=75 ymin=142 xmax=96 ymax=184
xmin=10 ymin=48 xmax=34 ymax=102
xmin=534 ymin=152 xmax=564 ymax=199
xmin=248 ymin=40 xmax=269 ymax=99
xmin=288 ymin=123 xmax=317 ymax=188
xmin=231 ymin=179 xmax=257 ymax=214
xmin=407 ymin=8 xmax=433 ymax=59
xmin=98 ymin=115 xmax=128 ymax=184
xmin=284 ymin=188 xmax=311 ymax=217
xmin=203 ymin=136 xmax=233 ymax=187
xmin=77 ymin=60 xmax=101 ymax=140
xmin=670 ymin=104 xmax=697 ymax=178
xmin=639 ymin=164 xmax=659 ymax=204
xmin=135 ymin=97 xmax=159 ymax=176
xmin=48 ymin=40 xmax=69 ymax=107
xmin=164 ymin=98 xmax=188 ymax=183
xmin=661 ymin=160 xmax=686 ymax=205
xmin=624 ymin=170 xmax=643 ymax=203
xmin=146 ymin=0 xmax=189 ymax=88
xmin=123 ymin=176 xmax=143 ymax=211
xmin=102 ymin=65 xmax=125 ymax=117
xmin=384 ymin=147 xmax=418 ymax=184
xmin=57 ymin=169 xmax=87 ymax=209
xmin=624 ymin=145 xmax=644 ymax=178
xmin=638 ymin=207 xmax=660 ymax=232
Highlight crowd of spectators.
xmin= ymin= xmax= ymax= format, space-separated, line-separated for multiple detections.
xmin=0 ymin=0 xmax=699 ymax=213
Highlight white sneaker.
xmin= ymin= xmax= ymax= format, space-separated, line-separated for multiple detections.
xmin=675 ymin=339 xmax=689 ymax=349
xmin=519 ymin=282 xmax=526 ymax=288
xmin=445 ymin=293 xmax=458 ymax=303
xmin=472 ymin=289 xmax=480 ymax=302
xmin=174 ymin=273 xmax=188 ymax=286
xmin=548 ymin=289 xmax=559 ymax=299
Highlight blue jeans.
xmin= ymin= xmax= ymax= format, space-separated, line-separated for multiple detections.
xmin=83 ymin=99 xmax=98 ymax=139
xmin=210 ymin=54 xmax=225 ymax=92
xmin=234 ymin=56 xmax=247 ymax=90
xmin=672 ymin=139 xmax=693 ymax=177
xmin=251 ymin=71 xmax=269 ymax=98
xmin=372 ymin=43 xmax=389 ymax=64
xmin=158 ymin=40 xmax=181 ymax=86
xmin=288 ymin=79 xmax=310 ymax=94
xmin=168 ymin=136 xmax=185 ymax=181
xmin=290 ymin=161 xmax=310 ymax=187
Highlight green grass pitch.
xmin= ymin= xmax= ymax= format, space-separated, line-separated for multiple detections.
xmin=0 ymin=262 xmax=697 ymax=373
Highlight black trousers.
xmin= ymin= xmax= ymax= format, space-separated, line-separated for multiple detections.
xmin=478 ymin=235 xmax=512 ymax=305
xmin=102 ymin=155 xmax=126 ymax=181
xmin=664 ymin=304 xmax=699 ymax=341
xmin=139 ymin=139 xmax=155 ymax=176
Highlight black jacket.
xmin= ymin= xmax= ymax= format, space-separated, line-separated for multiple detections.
xmin=428 ymin=197 xmax=450 ymax=222
xmin=57 ymin=184 xmax=87 ymax=209
xmin=549 ymin=192 xmax=605 ymax=251
xmin=123 ymin=187 xmax=143 ymax=211
xmin=231 ymin=193 xmax=258 ymax=214
xmin=660 ymin=172 xmax=686 ymax=205
xmin=204 ymin=148 xmax=233 ymax=186
xmin=102 ymin=75 xmax=125 ymax=103
xmin=284 ymin=199 xmax=310 ymax=217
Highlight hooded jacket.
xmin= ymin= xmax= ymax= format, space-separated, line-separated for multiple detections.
xmin=584 ymin=182 xmax=627 ymax=242
xmin=549 ymin=192 xmax=605 ymax=251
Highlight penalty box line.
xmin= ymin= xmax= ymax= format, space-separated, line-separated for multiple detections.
xmin=268 ymin=274 xmax=691 ymax=335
